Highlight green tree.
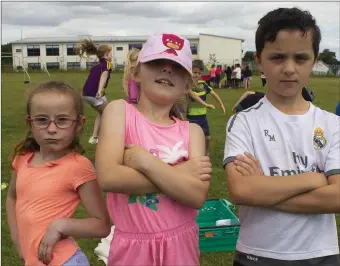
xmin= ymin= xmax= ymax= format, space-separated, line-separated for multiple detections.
xmin=208 ymin=54 xmax=219 ymax=66
xmin=318 ymin=49 xmax=339 ymax=65
xmin=1 ymin=43 xmax=13 ymax=65
xmin=243 ymin=51 xmax=255 ymax=61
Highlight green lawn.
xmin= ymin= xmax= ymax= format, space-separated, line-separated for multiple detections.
xmin=1 ymin=72 xmax=339 ymax=266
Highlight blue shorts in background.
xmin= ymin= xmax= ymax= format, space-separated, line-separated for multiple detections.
xmin=335 ymin=102 xmax=340 ymax=116
xmin=187 ymin=115 xmax=210 ymax=137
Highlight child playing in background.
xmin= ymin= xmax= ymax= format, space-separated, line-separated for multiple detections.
xmin=6 ymin=81 xmax=110 ymax=266
xmin=225 ymin=65 xmax=232 ymax=88
xmin=224 ymin=7 xmax=339 ymax=266
xmin=209 ymin=64 xmax=216 ymax=87
xmin=232 ymin=87 xmax=315 ymax=113
xmin=77 ymin=39 xmax=113 ymax=144
xmin=234 ymin=63 xmax=242 ymax=88
xmin=95 ymin=33 xmax=212 ymax=265
xmin=188 ymin=59 xmax=226 ymax=156
xmin=243 ymin=65 xmax=252 ymax=89
xmin=215 ymin=65 xmax=222 ymax=88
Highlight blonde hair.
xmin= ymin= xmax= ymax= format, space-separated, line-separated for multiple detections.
xmin=10 ymin=81 xmax=85 ymax=168
xmin=76 ymin=39 xmax=112 ymax=59
xmin=123 ymin=48 xmax=140 ymax=95
xmin=132 ymin=64 xmax=192 ymax=121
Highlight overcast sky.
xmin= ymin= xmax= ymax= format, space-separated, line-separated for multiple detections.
xmin=2 ymin=1 xmax=339 ymax=59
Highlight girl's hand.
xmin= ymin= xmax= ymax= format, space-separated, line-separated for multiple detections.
xmin=96 ymin=91 xmax=103 ymax=98
xmin=205 ymin=103 xmax=215 ymax=110
xmin=123 ymin=144 xmax=149 ymax=170
xmin=233 ymin=152 xmax=263 ymax=176
xmin=177 ymin=156 xmax=212 ymax=182
xmin=38 ymin=220 xmax=64 ymax=265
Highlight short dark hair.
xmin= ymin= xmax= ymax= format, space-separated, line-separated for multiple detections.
xmin=255 ymin=7 xmax=321 ymax=59
xmin=192 ymin=59 xmax=204 ymax=70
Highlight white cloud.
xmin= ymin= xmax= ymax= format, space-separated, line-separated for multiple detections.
xmin=2 ymin=1 xmax=339 ymax=59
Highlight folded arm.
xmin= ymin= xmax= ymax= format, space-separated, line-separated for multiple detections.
xmin=127 ymin=123 xmax=211 ymax=209
xmin=271 ymin=174 xmax=340 ymax=213
xmin=225 ymin=162 xmax=327 ymax=207
xmin=95 ymin=99 xmax=161 ymax=195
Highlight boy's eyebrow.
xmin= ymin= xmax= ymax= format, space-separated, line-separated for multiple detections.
xmin=268 ymin=52 xmax=312 ymax=57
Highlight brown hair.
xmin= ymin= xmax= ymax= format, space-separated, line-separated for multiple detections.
xmin=123 ymin=48 xmax=140 ymax=95
xmin=192 ymin=59 xmax=205 ymax=71
xmin=133 ymin=64 xmax=192 ymax=121
xmin=10 ymin=81 xmax=85 ymax=168
xmin=76 ymin=39 xmax=112 ymax=59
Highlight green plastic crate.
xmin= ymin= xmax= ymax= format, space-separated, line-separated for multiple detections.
xmin=196 ymin=199 xmax=240 ymax=252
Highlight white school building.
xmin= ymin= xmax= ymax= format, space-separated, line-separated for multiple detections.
xmin=10 ymin=33 xmax=244 ymax=71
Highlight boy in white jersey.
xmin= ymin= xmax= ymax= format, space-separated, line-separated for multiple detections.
xmin=223 ymin=7 xmax=340 ymax=266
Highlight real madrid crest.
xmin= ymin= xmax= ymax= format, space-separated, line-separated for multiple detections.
xmin=313 ymin=127 xmax=327 ymax=150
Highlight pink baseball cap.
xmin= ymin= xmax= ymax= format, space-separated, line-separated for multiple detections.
xmin=137 ymin=33 xmax=193 ymax=75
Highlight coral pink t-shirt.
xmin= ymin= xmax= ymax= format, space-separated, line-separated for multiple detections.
xmin=12 ymin=152 xmax=96 ymax=266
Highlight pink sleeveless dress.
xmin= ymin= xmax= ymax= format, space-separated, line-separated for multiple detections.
xmin=106 ymin=101 xmax=199 ymax=266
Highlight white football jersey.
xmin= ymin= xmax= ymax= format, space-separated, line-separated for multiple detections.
xmin=223 ymin=96 xmax=340 ymax=260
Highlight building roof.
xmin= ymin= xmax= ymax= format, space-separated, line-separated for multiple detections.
xmin=199 ymin=33 xmax=245 ymax=42
xmin=12 ymin=35 xmax=199 ymax=44
xmin=12 ymin=33 xmax=244 ymax=44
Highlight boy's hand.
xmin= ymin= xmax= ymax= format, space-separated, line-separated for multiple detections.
xmin=233 ymin=152 xmax=263 ymax=176
xmin=205 ymin=103 xmax=215 ymax=110
xmin=221 ymin=105 xmax=226 ymax=114
xmin=38 ymin=220 xmax=64 ymax=265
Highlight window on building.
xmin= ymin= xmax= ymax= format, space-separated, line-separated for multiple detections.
xmin=27 ymin=45 xmax=40 ymax=56
xmin=190 ymin=44 xmax=197 ymax=55
xmin=67 ymin=62 xmax=81 ymax=70
xmin=46 ymin=62 xmax=60 ymax=69
xmin=86 ymin=61 xmax=98 ymax=69
xmin=16 ymin=48 xmax=22 ymax=53
xmin=116 ymin=47 xmax=123 ymax=51
xmin=46 ymin=45 xmax=59 ymax=56
xmin=128 ymin=43 xmax=143 ymax=50
xmin=67 ymin=44 xmax=77 ymax=56
xmin=28 ymin=63 xmax=41 ymax=70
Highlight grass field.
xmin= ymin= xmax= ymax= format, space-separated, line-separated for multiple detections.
xmin=1 ymin=72 xmax=339 ymax=266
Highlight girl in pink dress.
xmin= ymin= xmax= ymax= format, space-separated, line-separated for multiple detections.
xmin=95 ymin=33 xmax=212 ymax=266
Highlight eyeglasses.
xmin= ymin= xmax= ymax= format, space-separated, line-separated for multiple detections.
xmin=27 ymin=116 xmax=79 ymax=129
